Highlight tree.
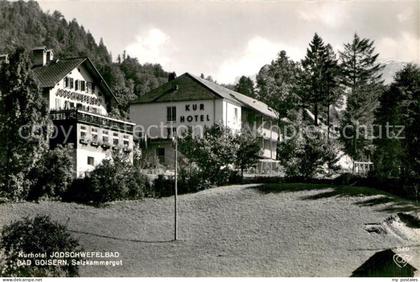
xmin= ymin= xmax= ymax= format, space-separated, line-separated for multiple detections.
xmin=0 ymin=47 xmax=49 ymax=200
xmin=235 ymin=76 xmax=256 ymax=98
xmin=299 ymin=33 xmax=332 ymax=126
xmin=234 ymin=129 xmax=261 ymax=179
xmin=339 ymin=34 xmax=384 ymax=160
xmin=256 ymin=50 xmax=300 ymax=118
xmin=323 ymin=44 xmax=342 ymax=140
xmin=373 ymin=64 xmax=420 ymax=180
xmin=179 ymin=124 xmax=237 ymax=185
xmin=0 ymin=1 xmax=171 ymax=117
xmin=26 ymin=145 xmax=74 ymax=201
xmin=277 ymin=125 xmax=339 ymax=179
xmin=0 ymin=216 xmax=81 ymax=277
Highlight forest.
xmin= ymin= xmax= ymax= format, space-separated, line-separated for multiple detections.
xmin=0 ymin=0 xmax=170 ymax=114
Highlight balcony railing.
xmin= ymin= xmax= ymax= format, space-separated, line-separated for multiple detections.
xmin=50 ymin=109 xmax=135 ymax=134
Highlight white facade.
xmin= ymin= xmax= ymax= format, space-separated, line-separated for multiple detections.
xmin=129 ymin=73 xmax=279 ymax=169
xmin=72 ymin=114 xmax=134 ymax=177
xmin=130 ymin=98 xmax=243 ymax=139
xmin=33 ymin=47 xmax=135 ymax=178
xmin=48 ymin=64 xmax=108 ymax=115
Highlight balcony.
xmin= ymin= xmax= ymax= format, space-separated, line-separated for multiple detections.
xmin=50 ymin=109 xmax=135 ymax=134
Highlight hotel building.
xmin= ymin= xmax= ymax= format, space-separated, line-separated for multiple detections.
xmin=129 ymin=73 xmax=279 ymax=171
xmin=32 ymin=47 xmax=135 ymax=177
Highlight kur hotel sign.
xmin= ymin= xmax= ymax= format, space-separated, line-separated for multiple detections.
xmin=179 ymin=103 xmax=210 ymax=123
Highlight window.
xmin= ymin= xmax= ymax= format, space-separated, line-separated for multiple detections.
xmin=55 ymin=98 xmax=60 ymax=109
xmin=91 ymin=128 xmax=98 ymax=141
xmin=123 ymin=140 xmax=129 ymax=147
xmin=69 ymin=78 xmax=74 ymax=89
xmin=167 ymin=106 xmax=176 ymax=122
xmin=69 ymin=102 xmax=75 ymax=109
xmin=80 ymin=126 xmax=87 ymax=140
xmin=113 ymin=138 xmax=119 ymax=146
xmin=103 ymin=136 xmax=109 ymax=144
xmin=75 ymin=80 xmax=79 ymax=91
xmin=80 ymin=81 xmax=86 ymax=91
xmin=234 ymin=108 xmax=238 ymax=122
xmin=157 ymin=148 xmax=165 ymax=163
xmin=64 ymin=77 xmax=69 ymax=88
xmin=87 ymin=156 xmax=94 ymax=166
xmin=92 ymin=83 xmax=96 ymax=93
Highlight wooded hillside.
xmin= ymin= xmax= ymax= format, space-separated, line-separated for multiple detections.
xmin=0 ymin=0 xmax=170 ymax=113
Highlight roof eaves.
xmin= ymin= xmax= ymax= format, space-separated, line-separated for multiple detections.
xmin=186 ymin=73 xmax=239 ymax=103
xmin=83 ymin=57 xmax=121 ymax=106
xmin=187 ymin=73 xmax=278 ymax=119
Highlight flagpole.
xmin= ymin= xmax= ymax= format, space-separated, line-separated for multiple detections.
xmin=174 ymin=136 xmax=178 ymax=241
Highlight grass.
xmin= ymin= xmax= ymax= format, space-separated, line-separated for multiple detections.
xmin=256 ymin=183 xmax=420 ymax=213
xmin=0 ymin=183 xmax=419 ymax=276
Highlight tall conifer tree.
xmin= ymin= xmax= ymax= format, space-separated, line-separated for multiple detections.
xmin=339 ymin=34 xmax=384 ymax=160
xmin=0 ymin=48 xmax=49 ymax=199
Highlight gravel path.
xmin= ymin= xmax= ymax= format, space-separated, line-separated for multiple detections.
xmin=0 ymin=183 xmax=418 ymax=276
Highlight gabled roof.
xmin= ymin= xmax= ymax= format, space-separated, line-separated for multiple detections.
xmin=131 ymin=72 xmax=278 ymax=119
xmin=32 ymin=57 xmax=119 ymax=104
xmin=32 ymin=57 xmax=85 ymax=88
xmin=190 ymin=74 xmax=278 ymax=119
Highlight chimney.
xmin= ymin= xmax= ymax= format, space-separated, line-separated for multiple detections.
xmin=46 ymin=49 xmax=54 ymax=64
xmin=168 ymin=72 xmax=176 ymax=82
xmin=32 ymin=46 xmax=50 ymax=67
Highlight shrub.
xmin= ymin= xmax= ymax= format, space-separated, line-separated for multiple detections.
xmin=27 ymin=145 xmax=74 ymax=201
xmin=63 ymin=153 xmax=147 ymax=205
xmin=278 ymin=127 xmax=339 ymax=179
xmin=179 ymin=124 xmax=237 ymax=185
xmin=152 ymin=167 xmax=211 ymax=197
xmin=0 ymin=216 xmax=81 ymax=277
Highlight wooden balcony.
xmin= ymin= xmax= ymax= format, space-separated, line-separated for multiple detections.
xmin=50 ymin=109 xmax=135 ymax=134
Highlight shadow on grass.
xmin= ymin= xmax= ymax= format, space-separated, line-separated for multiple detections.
xmin=69 ymin=229 xmax=175 ymax=244
xmin=397 ymin=213 xmax=420 ymax=228
xmin=252 ymin=183 xmax=420 ymax=213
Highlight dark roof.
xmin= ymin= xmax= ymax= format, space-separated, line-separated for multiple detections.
xmin=351 ymin=249 xmax=417 ymax=277
xmin=132 ymin=72 xmax=278 ymax=119
xmin=190 ymin=74 xmax=278 ymax=119
xmin=32 ymin=57 xmax=119 ymax=104
xmin=32 ymin=58 xmax=85 ymax=88
xmin=131 ymin=73 xmax=221 ymax=104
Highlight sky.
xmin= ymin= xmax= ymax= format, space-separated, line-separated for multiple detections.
xmin=37 ymin=0 xmax=420 ymax=84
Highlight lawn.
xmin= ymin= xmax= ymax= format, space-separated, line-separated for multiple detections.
xmin=0 ymin=183 xmax=419 ymax=276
